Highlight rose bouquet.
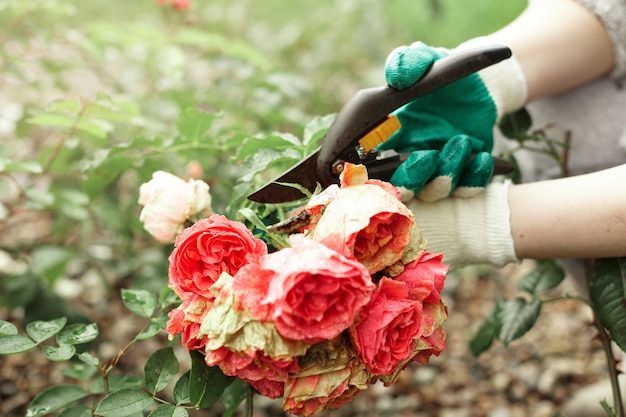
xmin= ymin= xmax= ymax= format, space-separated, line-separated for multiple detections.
xmin=141 ymin=163 xmax=448 ymax=416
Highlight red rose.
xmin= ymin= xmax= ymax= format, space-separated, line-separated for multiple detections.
xmin=168 ymin=215 xmax=267 ymax=299
xmin=395 ymin=252 xmax=447 ymax=304
xmin=205 ymin=347 xmax=297 ymax=399
xmin=233 ymin=236 xmax=374 ymax=343
xmin=350 ymin=278 xmax=422 ymax=376
xmin=165 ymin=296 xmax=212 ymax=351
xmin=412 ymin=327 xmax=446 ymax=365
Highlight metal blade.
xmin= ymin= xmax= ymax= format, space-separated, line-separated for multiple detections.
xmin=247 ymin=150 xmax=321 ymax=203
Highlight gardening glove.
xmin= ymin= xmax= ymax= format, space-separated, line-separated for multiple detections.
xmin=381 ymin=38 xmax=527 ymax=202
xmin=406 ymin=181 xmax=518 ymax=267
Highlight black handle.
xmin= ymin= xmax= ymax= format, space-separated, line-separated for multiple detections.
xmin=315 ymin=44 xmax=512 ymax=187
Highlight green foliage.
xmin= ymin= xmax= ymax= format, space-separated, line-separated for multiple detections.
xmin=147 ymin=404 xmax=188 ymax=417
xmin=518 ymin=260 xmax=565 ymax=294
xmin=0 ymin=320 xmax=18 ymax=336
xmin=94 ymin=389 xmax=154 ymax=417
xmin=589 ymin=258 xmax=626 ymax=353
xmin=0 ymin=335 xmax=37 ymax=354
xmin=498 ymin=108 xmax=532 ymax=140
xmin=25 ymin=385 xmax=88 ymax=417
xmin=189 ymin=350 xmax=234 ymax=408
xmin=470 ymin=261 xmax=567 ymax=356
xmin=173 ymin=371 xmax=191 ymax=405
xmin=121 ymin=289 xmax=158 ymax=318
xmin=222 ymin=379 xmax=252 ymax=417
xmin=43 ymin=344 xmax=76 ymax=361
xmin=144 ymin=347 xmax=179 ymax=395
xmin=26 ymin=317 xmax=67 ymax=343
xmin=57 ymin=323 xmax=99 ymax=345
xmin=600 ymin=399 xmax=618 ymax=417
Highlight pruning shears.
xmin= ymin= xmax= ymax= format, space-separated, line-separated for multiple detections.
xmin=248 ymin=44 xmax=514 ymax=204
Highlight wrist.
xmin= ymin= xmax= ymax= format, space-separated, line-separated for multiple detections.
xmin=456 ymin=37 xmax=528 ymax=120
xmin=406 ymin=181 xmax=518 ymax=267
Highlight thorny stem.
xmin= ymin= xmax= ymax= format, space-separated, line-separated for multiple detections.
xmin=584 ymin=260 xmax=625 ymax=417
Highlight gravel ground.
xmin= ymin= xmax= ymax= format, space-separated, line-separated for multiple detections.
xmin=1 ymin=260 xmax=615 ymax=417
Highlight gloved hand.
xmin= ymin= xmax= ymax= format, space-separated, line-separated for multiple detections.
xmin=407 ymin=181 xmax=518 ymax=267
xmin=381 ymin=39 xmax=527 ymax=201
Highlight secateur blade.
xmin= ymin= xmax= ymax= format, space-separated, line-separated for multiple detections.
xmin=247 ymin=150 xmax=320 ymax=203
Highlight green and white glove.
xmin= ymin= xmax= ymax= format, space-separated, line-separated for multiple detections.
xmin=382 ymin=39 xmax=527 ymax=201
xmin=407 ymin=181 xmax=518 ymax=267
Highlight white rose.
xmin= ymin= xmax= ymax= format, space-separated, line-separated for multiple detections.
xmin=138 ymin=171 xmax=212 ymax=243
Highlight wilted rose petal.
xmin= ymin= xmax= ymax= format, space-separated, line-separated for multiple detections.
xmin=283 ymin=339 xmax=370 ymax=416
xmin=350 ymin=278 xmax=422 ymax=376
xmin=138 ymin=171 xmax=212 ymax=243
xmin=339 ymin=163 xmax=368 ymax=187
xmin=233 ymin=236 xmax=374 ymax=343
xmin=168 ymin=215 xmax=267 ymax=299
xmin=166 ymin=296 xmax=212 ymax=351
xmin=312 ymin=184 xmax=414 ymax=274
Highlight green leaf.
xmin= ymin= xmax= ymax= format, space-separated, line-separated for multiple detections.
xmin=173 ymin=371 xmax=191 ymax=405
xmin=519 ymin=260 xmax=565 ymax=294
xmin=189 ymin=350 xmax=234 ymax=408
xmin=159 ymin=288 xmax=180 ymax=309
xmin=43 ymin=344 xmax=76 ymax=361
xmin=176 ymin=108 xmax=217 ymax=144
xmin=469 ymin=302 xmax=502 ymax=357
xmin=62 ymin=363 xmax=98 ymax=380
xmin=78 ymin=352 xmax=100 ymax=366
xmin=236 ymin=133 xmax=301 ymax=160
xmin=26 ymin=317 xmax=67 ymax=343
xmin=239 ymin=148 xmax=300 ymax=182
xmin=600 ymin=399 xmax=617 ymax=417
xmin=94 ymin=389 xmax=153 ymax=417
xmin=58 ymin=406 xmax=92 ymax=417
xmin=303 ymin=114 xmax=334 ymax=148
xmin=25 ymin=385 xmax=87 ymax=417
xmin=121 ymin=289 xmax=157 ymax=318
xmin=498 ymin=107 xmax=532 ymax=139
xmin=147 ymin=404 xmax=188 ymax=417
xmin=108 ymin=375 xmax=145 ymax=392
xmin=498 ymin=297 xmax=542 ymax=345
xmin=31 ymin=246 xmax=74 ymax=285
xmin=222 ymin=379 xmax=251 ymax=417
xmin=136 ymin=316 xmax=168 ymax=340
xmin=56 ymin=323 xmax=99 ymax=345
xmin=0 ymin=335 xmax=37 ymax=354
xmin=82 ymin=154 xmax=134 ymax=198
xmin=0 ymin=320 xmax=18 ymax=336
xmin=0 ymin=160 xmax=43 ymax=174
xmin=144 ymin=347 xmax=179 ymax=394
xmin=589 ymin=258 xmax=626 ymax=352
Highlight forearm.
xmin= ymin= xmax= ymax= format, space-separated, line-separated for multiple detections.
xmin=509 ymin=165 xmax=626 ymax=259
xmin=492 ymin=0 xmax=614 ymax=101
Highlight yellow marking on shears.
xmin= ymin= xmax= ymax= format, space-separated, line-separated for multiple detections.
xmin=358 ymin=115 xmax=401 ymax=152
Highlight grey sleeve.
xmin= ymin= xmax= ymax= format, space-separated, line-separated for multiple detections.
xmin=576 ymin=0 xmax=626 ymax=81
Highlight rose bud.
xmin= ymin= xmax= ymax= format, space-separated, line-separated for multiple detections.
xmin=233 ymin=236 xmax=374 ymax=343
xmin=311 ymin=183 xmax=414 ymax=274
xmin=138 ymin=171 xmax=212 ymax=243
xmin=168 ymin=215 xmax=267 ymax=299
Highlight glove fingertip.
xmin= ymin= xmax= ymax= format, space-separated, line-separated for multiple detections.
xmin=389 ymin=150 xmax=439 ymax=194
xmin=385 ymin=45 xmax=437 ymax=90
xmin=459 ymin=152 xmax=494 ymax=188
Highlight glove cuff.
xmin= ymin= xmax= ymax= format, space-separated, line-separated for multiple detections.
xmin=407 ymin=181 xmax=518 ymax=267
xmin=456 ymin=37 xmax=528 ymax=121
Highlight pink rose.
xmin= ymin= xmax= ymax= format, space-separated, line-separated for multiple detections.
xmin=166 ymin=296 xmax=212 ymax=351
xmin=168 ymin=215 xmax=267 ymax=299
xmin=395 ymin=252 xmax=447 ymax=304
xmin=284 ymin=374 xmax=351 ymax=416
xmin=311 ymin=183 xmax=413 ymax=274
xmin=233 ymin=236 xmax=374 ymax=343
xmin=138 ymin=171 xmax=212 ymax=243
xmin=350 ymin=278 xmax=422 ymax=376
xmin=412 ymin=327 xmax=446 ymax=365
xmin=205 ymin=347 xmax=298 ymax=399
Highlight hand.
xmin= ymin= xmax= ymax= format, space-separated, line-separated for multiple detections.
xmin=406 ymin=181 xmax=517 ymax=267
xmin=382 ymin=40 xmax=527 ymax=201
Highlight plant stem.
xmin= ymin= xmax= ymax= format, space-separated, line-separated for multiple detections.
xmin=542 ymin=294 xmax=592 ymax=307
xmin=585 ymin=260 xmax=625 ymax=417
